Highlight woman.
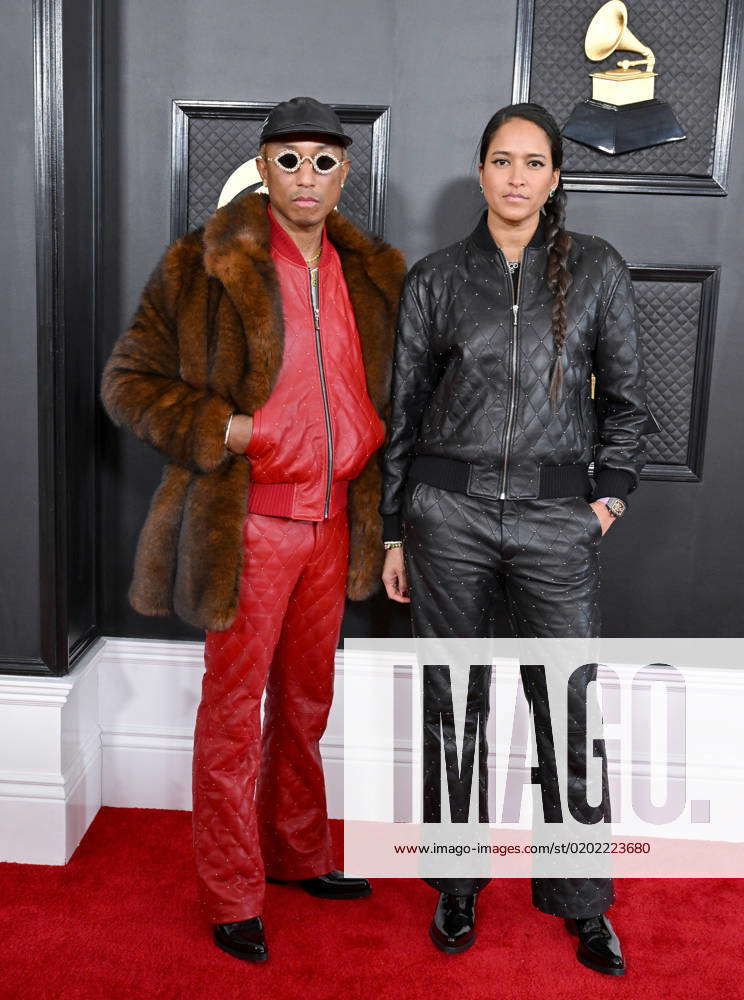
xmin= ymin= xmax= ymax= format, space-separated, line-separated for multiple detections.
xmin=380 ymin=103 xmax=648 ymax=975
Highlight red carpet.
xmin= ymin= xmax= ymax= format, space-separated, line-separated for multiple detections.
xmin=0 ymin=807 xmax=738 ymax=999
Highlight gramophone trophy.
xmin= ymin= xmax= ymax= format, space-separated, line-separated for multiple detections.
xmin=562 ymin=0 xmax=686 ymax=155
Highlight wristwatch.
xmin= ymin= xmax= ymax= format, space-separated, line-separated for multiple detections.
xmin=599 ymin=496 xmax=626 ymax=518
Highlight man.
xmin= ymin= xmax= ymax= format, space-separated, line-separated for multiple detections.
xmin=100 ymin=97 xmax=405 ymax=962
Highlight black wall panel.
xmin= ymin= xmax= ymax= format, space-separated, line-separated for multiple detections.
xmin=3 ymin=0 xmax=744 ymax=675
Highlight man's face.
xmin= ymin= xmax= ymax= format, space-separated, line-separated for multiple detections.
xmin=256 ymin=133 xmax=350 ymax=229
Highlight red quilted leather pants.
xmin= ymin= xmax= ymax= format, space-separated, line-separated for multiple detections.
xmin=192 ymin=506 xmax=349 ymax=923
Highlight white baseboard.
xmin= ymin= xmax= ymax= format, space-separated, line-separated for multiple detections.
xmin=0 ymin=644 xmax=104 ymax=863
xmin=98 ymin=637 xmax=204 ymax=811
xmin=1 ymin=637 xmax=741 ymax=864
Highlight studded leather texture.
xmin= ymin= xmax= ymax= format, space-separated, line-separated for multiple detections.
xmin=405 ymin=483 xmax=613 ymax=918
xmin=381 ymin=212 xmax=648 ymax=529
xmin=192 ymin=506 xmax=349 ymax=923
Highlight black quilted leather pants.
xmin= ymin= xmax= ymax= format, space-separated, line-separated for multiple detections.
xmin=403 ymin=481 xmax=614 ymax=919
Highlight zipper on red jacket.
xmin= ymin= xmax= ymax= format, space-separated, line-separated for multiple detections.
xmin=309 ymin=265 xmax=334 ymax=518
xmin=497 ymin=248 xmax=527 ymax=499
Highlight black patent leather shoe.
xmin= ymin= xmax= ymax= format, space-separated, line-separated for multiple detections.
xmin=267 ymin=869 xmax=371 ymax=899
xmin=213 ymin=916 xmax=268 ymax=962
xmin=565 ymin=913 xmax=625 ymax=976
xmin=429 ymin=893 xmax=477 ymax=954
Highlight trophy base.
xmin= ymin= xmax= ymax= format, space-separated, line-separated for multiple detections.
xmin=562 ymin=99 xmax=686 ymax=155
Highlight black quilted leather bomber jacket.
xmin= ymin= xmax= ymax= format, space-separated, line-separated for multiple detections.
xmin=381 ymin=212 xmax=648 ymax=541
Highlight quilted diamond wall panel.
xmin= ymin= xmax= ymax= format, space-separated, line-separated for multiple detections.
xmin=171 ymin=102 xmax=390 ymax=238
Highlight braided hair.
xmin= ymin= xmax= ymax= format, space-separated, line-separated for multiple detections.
xmin=478 ymin=103 xmax=572 ymax=407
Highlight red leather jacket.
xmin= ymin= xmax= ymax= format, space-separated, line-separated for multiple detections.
xmin=245 ymin=207 xmax=385 ymax=520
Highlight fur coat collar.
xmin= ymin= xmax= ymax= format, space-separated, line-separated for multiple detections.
xmin=200 ymin=192 xmax=404 ymax=417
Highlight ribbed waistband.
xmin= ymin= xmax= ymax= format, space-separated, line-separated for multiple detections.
xmin=247 ymin=480 xmax=349 ymax=519
xmin=409 ymin=455 xmax=592 ymax=500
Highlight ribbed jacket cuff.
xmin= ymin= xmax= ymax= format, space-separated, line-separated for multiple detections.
xmin=382 ymin=513 xmax=402 ymax=543
xmin=591 ymin=469 xmax=635 ymax=502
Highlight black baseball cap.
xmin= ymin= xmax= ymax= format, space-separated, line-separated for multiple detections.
xmin=259 ymin=96 xmax=353 ymax=148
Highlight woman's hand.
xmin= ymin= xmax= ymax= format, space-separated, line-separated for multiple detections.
xmin=590 ymin=500 xmax=615 ymax=536
xmin=226 ymin=414 xmax=253 ymax=454
xmin=382 ymin=546 xmax=410 ymax=603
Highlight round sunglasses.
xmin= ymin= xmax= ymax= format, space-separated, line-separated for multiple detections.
xmin=265 ymin=149 xmax=346 ymax=174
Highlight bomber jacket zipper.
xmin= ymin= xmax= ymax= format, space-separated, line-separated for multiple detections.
xmin=496 ymin=248 xmax=527 ymax=499
xmin=577 ymin=387 xmax=588 ymax=442
xmin=309 ymin=265 xmax=334 ymax=518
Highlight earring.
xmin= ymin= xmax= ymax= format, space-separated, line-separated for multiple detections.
xmin=549 ymin=188 xmax=556 ymax=197
xmin=479 ymin=184 xmax=484 ymax=193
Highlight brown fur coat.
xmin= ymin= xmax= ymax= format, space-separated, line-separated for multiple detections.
xmin=100 ymin=192 xmax=405 ymax=631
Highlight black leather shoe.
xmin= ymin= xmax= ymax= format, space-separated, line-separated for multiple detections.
xmin=565 ymin=913 xmax=625 ymax=976
xmin=429 ymin=893 xmax=477 ymax=954
xmin=213 ymin=916 xmax=268 ymax=962
xmin=267 ymin=869 xmax=371 ymax=899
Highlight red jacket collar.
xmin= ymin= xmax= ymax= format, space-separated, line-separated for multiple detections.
xmin=268 ymin=203 xmax=330 ymax=268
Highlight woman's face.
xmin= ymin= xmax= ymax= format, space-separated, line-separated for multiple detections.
xmin=479 ymin=118 xmax=560 ymax=225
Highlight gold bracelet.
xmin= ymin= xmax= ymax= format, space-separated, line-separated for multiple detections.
xmin=384 ymin=540 xmax=403 ymax=550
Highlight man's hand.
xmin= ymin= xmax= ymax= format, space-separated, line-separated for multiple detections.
xmin=590 ymin=500 xmax=615 ymax=536
xmin=226 ymin=414 xmax=254 ymax=454
xmin=382 ymin=546 xmax=410 ymax=603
